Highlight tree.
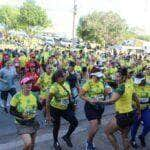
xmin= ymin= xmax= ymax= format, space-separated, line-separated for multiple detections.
xmin=101 ymin=11 xmax=127 ymax=45
xmin=77 ymin=11 xmax=128 ymax=47
xmin=77 ymin=11 xmax=105 ymax=47
xmin=18 ymin=0 xmax=51 ymax=35
xmin=0 ymin=6 xmax=19 ymax=33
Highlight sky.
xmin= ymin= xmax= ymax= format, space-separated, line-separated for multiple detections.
xmin=0 ymin=0 xmax=150 ymax=37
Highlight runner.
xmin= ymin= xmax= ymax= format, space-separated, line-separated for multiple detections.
xmin=25 ymin=63 xmax=40 ymax=99
xmin=10 ymin=77 xmax=42 ymax=150
xmin=36 ymin=64 xmax=52 ymax=117
xmin=80 ymin=67 xmax=107 ymax=150
xmin=19 ymin=51 xmax=28 ymax=78
xmin=66 ymin=61 xmax=80 ymax=111
xmin=0 ymin=60 xmax=17 ymax=113
xmin=80 ymin=66 xmax=89 ymax=86
xmin=99 ymin=67 xmax=141 ymax=150
xmin=46 ymin=69 xmax=78 ymax=150
xmin=13 ymin=53 xmax=21 ymax=77
xmin=25 ymin=52 xmax=41 ymax=74
xmin=130 ymin=72 xmax=150 ymax=148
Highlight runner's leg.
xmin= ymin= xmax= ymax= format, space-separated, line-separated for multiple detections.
xmin=120 ymin=127 xmax=132 ymax=150
xmin=130 ymin=111 xmax=141 ymax=141
xmin=87 ymin=119 xmax=100 ymax=142
xmin=62 ymin=108 xmax=78 ymax=138
xmin=21 ymin=134 xmax=32 ymax=150
xmin=30 ymin=133 xmax=36 ymax=150
xmin=104 ymin=117 xmax=120 ymax=150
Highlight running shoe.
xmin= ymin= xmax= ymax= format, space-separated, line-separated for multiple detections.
xmin=53 ymin=141 xmax=61 ymax=150
xmin=130 ymin=140 xmax=138 ymax=149
xmin=138 ymin=135 xmax=146 ymax=147
xmin=62 ymin=135 xmax=73 ymax=147
xmin=86 ymin=140 xmax=96 ymax=150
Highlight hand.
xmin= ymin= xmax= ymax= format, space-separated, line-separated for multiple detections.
xmin=105 ymin=88 xmax=112 ymax=94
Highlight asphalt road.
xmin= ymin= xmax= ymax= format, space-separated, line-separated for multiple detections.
xmin=0 ymin=79 xmax=115 ymax=137
xmin=0 ymin=80 xmax=149 ymax=150
xmin=0 ymin=114 xmax=150 ymax=150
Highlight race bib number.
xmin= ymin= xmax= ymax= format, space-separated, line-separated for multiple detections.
xmin=61 ymin=99 xmax=69 ymax=106
xmin=140 ymin=98 xmax=149 ymax=104
xmin=25 ymin=107 xmax=36 ymax=115
xmin=94 ymin=94 xmax=104 ymax=102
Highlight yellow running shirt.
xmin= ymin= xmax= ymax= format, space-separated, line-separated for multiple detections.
xmin=82 ymin=79 xmax=104 ymax=101
xmin=20 ymin=55 xmax=28 ymax=67
xmin=134 ymin=84 xmax=150 ymax=110
xmin=115 ymin=83 xmax=134 ymax=114
xmin=37 ymin=72 xmax=52 ymax=99
xmin=10 ymin=92 xmax=38 ymax=121
xmin=50 ymin=82 xmax=71 ymax=110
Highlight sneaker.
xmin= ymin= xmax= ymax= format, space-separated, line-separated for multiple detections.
xmin=92 ymin=142 xmax=96 ymax=149
xmin=53 ymin=141 xmax=61 ymax=150
xmin=62 ymin=135 xmax=73 ymax=147
xmin=138 ymin=135 xmax=146 ymax=147
xmin=130 ymin=140 xmax=138 ymax=149
xmin=86 ymin=141 xmax=96 ymax=150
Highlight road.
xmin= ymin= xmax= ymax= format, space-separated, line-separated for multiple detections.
xmin=0 ymin=80 xmax=150 ymax=150
xmin=0 ymin=113 xmax=150 ymax=150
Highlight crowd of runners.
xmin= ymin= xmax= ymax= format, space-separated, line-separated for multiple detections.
xmin=0 ymin=44 xmax=149 ymax=150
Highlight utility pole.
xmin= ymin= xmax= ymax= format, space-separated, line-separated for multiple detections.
xmin=72 ymin=0 xmax=77 ymax=49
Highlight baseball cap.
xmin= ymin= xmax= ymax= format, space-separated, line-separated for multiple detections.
xmin=20 ymin=77 xmax=33 ymax=85
xmin=91 ymin=72 xmax=103 ymax=78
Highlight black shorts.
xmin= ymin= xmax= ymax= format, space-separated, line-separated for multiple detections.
xmin=84 ymin=102 xmax=104 ymax=121
xmin=115 ymin=111 xmax=134 ymax=129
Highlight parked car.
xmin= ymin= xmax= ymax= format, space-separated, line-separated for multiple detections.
xmin=60 ymin=38 xmax=72 ymax=47
xmin=45 ymin=38 xmax=55 ymax=46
